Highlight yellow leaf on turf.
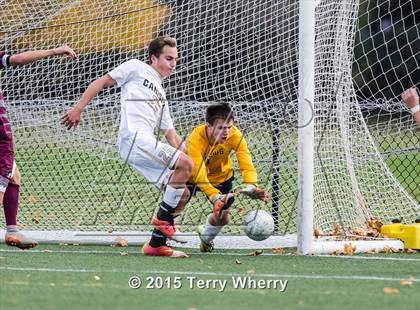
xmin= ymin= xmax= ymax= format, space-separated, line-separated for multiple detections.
xmin=120 ymin=251 xmax=129 ymax=256
xmin=399 ymin=280 xmax=413 ymax=288
xmin=383 ymin=287 xmax=399 ymax=295
xmin=94 ymin=275 xmax=101 ymax=281
xmin=273 ymin=248 xmax=284 ymax=254
xmin=115 ymin=237 xmax=128 ymax=247
xmin=235 ymin=259 xmax=241 ymax=264
xmin=247 ymin=269 xmax=256 ymax=275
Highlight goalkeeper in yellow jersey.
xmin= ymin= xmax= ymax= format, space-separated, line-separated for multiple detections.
xmin=186 ymin=103 xmax=269 ymax=252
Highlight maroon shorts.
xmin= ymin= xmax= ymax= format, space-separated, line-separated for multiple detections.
xmin=0 ymin=106 xmax=14 ymax=190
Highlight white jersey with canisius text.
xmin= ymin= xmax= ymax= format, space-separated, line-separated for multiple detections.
xmin=108 ymin=59 xmax=174 ymax=141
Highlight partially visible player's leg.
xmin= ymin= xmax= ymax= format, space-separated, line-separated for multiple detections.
xmin=152 ymin=153 xmax=193 ymax=243
xmin=146 ymin=159 xmax=192 ymax=257
xmin=198 ymin=177 xmax=235 ymax=252
xmin=3 ymin=166 xmax=37 ymax=250
xmin=1 ymin=110 xmax=37 ymax=249
xmin=121 ymin=136 xmax=192 ymax=257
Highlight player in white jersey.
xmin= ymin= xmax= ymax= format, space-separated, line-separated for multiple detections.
xmin=62 ymin=37 xmax=193 ymax=258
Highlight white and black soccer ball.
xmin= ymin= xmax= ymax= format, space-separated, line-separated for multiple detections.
xmin=243 ymin=210 xmax=275 ymax=241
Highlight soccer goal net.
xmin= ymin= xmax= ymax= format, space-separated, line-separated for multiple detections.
xmin=1 ymin=0 xmax=418 ymax=252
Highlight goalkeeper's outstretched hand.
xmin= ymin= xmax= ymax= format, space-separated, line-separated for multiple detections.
xmin=240 ymin=185 xmax=269 ymax=202
xmin=212 ymin=193 xmax=237 ymax=217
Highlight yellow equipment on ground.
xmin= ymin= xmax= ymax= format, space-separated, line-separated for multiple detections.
xmin=381 ymin=220 xmax=420 ymax=250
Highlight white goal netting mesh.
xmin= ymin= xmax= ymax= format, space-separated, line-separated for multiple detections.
xmin=1 ymin=0 xmax=419 ymax=239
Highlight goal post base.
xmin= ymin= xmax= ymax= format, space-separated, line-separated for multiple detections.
xmin=300 ymin=239 xmax=405 ymax=255
xmin=0 ymin=230 xmax=404 ymax=254
xmin=0 ymin=230 xmax=297 ymax=249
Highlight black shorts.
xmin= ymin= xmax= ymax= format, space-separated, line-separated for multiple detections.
xmin=187 ymin=176 xmax=235 ymax=208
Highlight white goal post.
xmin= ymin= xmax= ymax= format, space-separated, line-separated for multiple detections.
xmin=0 ymin=0 xmax=418 ymax=253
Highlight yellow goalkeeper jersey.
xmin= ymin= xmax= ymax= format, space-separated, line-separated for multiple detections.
xmin=187 ymin=124 xmax=257 ymax=201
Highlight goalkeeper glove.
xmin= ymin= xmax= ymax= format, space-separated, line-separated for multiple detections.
xmin=240 ymin=185 xmax=269 ymax=202
xmin=212 ymin=193 xmax=237 ymax=217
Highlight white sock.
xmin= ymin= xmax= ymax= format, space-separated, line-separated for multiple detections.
xmin=6 ymin=225 xmax=19 ymax=233
xmin=163 ymin=185 xmax=185 ymax=208
xmin=201 ymin=214 xmax=223 ymax=243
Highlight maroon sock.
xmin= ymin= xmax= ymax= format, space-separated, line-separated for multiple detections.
xmin=3 ymin=183 xmax=19 ymax=226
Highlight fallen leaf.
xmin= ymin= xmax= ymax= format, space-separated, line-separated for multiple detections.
xmin=367 ymin=229 xmax=380 ymax=238
xmin=107 ymin=228 xmax=114 ymax=233
xmin=383 ymin=287 xmax=399 ymax=295
xmin=383 ymin=246 xmax=394 ymax=254
xmin=350 ymin=227 xmax=367 ymax=237
xmin=235 ymin=259 xmax=241 ymax=264
xmin=238 ymin=207 xmax=246 ymax=215
xmin=247 ymin=269 xmax=256 ymax=275
xmin=343 ymin=243 xmax=356 ymax=255
xmin=115 ymin=237 xmax=128 ymax=247
xmin=247 ymin=249 xmax=263 ymax=256
xmin=120 ymin=251 xmax=129 ymax=256
xmin=367 ymin=218 xmax=383 ymax=232
xmin=314 ymin=228 xmax=322 ymax=238
xmin=94 ymin=275 xmax=101 ymax=281
xmin=29 ymin=193 xmax=38 ymax=205
xmin=273 ymin=248 xmax=284 ymax=254
xmin=106 ymin=220 xmax=113 ymax=224
xmin=399 ymin=280 xmax=413 ymax=288
xmin=32 ymin=210 xmax=42 ymax=224
xmin=333 ymin=223 xmax=342 ymax=235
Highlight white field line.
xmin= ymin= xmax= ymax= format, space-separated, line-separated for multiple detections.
xmin=0 ymin=248 xmax=419 ymax=262
xmin=0 ymin=266 xmax=419 ymax=282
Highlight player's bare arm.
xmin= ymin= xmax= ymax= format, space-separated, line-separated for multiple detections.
xmin=163 ymin=128 xmax=187 ymax=153
xmin=9 ymin=45 xmax=76 ymax=67
xmin=401 ymin=87 xmax=420 ymax=127
xmin=62 ymin=74 xmax=116 ymax=129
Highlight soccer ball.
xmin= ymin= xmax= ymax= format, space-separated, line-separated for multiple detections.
xmin=244 ymin=210 xmax=274 ymax=241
